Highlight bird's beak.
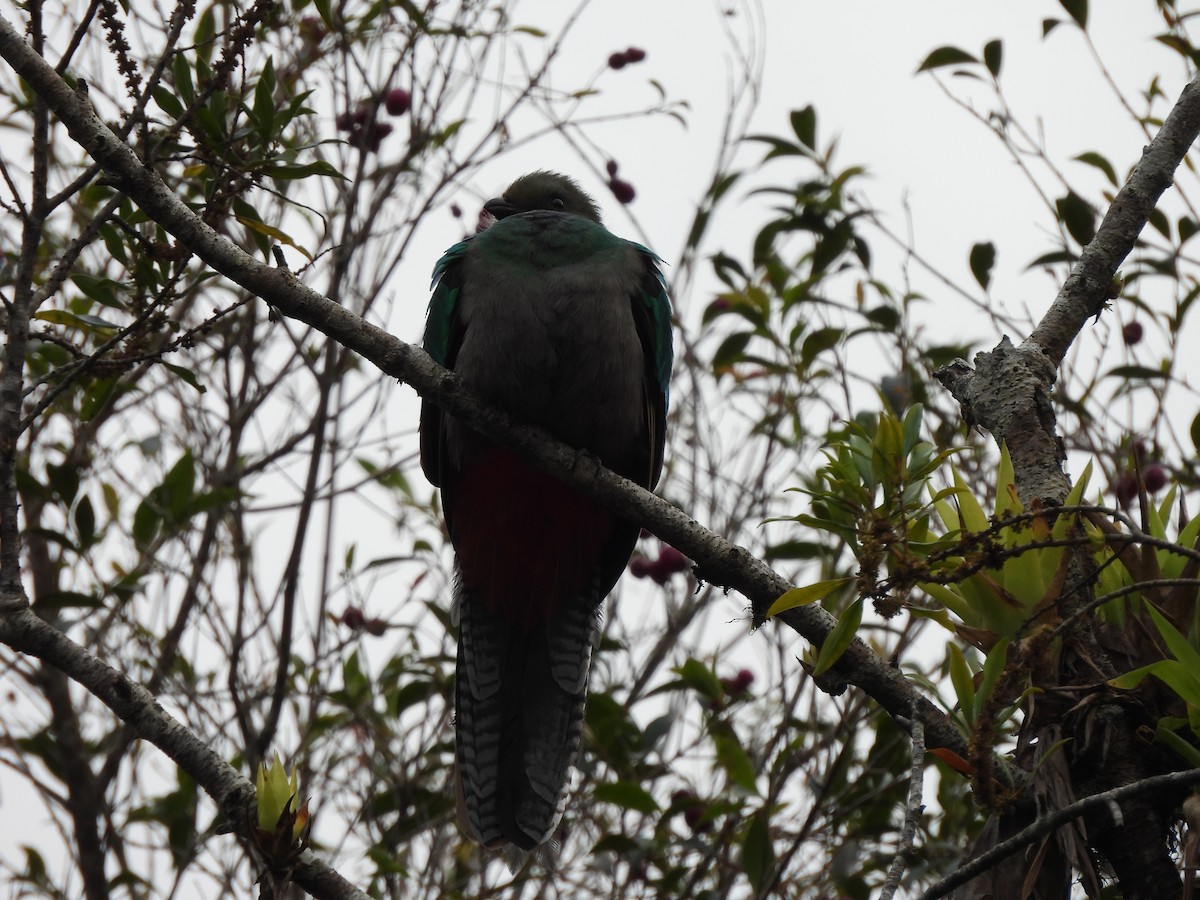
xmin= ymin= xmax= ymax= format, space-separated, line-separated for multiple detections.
xmin=483 ymin=196 xmax=519 ymax=220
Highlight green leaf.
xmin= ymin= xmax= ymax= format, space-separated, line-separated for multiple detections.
xmin=1056 ymin=191 xmax=1096 ymax=245
xmin=712 ymin=725 xmax=759 ymax=794
xmin=1191 ymin=410 xmax=1200 ymax=456
xmin=594 ymin=781 xmax=659 ymax=814
xmin=674 ymin=658 xmax=723 ymax=701
xmin=1059 ymin=0 xmax=1087 ymax=28
xmin=711 ymin=331 xmax=752 ymax=370
xmin=35 ymin=309 xmax=122 ymax=332
xmin=917 ymin=46 xmax=978 ymax=72
xmin=983 ymin=39 xmax=1002 ymax=77
xmin=800 ymin=327 xmax=842 ymax=368
xmin=790 ymin=105 xmax=817 ymax=150
xmin=172 ymin=52 xmax=195 ymax=104
xmin=767 ymin=577 xmax=853 ymax=617
xmin=813 ymin=597 xmax=862 ymax=676
xmin=973 ymin=639 xmax=1010 ymax=725
xmin=234 ymin=215 xmax=314 ymax=260
xmin=1146 ymin=602 xmax=1200 ymax=673
xmin=1104 ymin=365 xmax=1168 ymax=382
xmin=1074 ymin=151 xmax=1118 ymax=187
xmin=947 ymin=642 xmax=976 ymax=727
xmin=73 ymin=495 xmax=96 ymax=547
xmin=263 ymin=160 xmax=346 ymax=181
xmin=36 ymin=591 xmax=104 ymax=610
xmin=162 ymin=363 xmax=206 ymax=393
xmin=152 ymin=85 xmax=183 ymax=119
xmin=969 ymin=241 xmax=995 ymax=290
xmin=742 ymin=808 xmax=774 ymax=893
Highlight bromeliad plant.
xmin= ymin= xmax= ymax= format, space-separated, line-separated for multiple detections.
xmin=772 ymin=406 xmax=1200 ymax=798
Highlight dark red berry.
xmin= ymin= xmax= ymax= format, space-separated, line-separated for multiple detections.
xmin=1114 ymin=471 xmax=1139 ymax=505
xmin=624 ymin=47 xmax=646 ymax=63
xmin=606 ymin=159 xmax=620 ymax=177
xmin=657 ymin=545 xmax=690 ymax=574
xmin=341 ymin=606 xmax=365 ymax=629
xmin=450 ymin=203 xmax=462 ymax=218
xmin=670 ymin=789 xmax=696 ymax=806
xmin=734 ymin=668 xmax=755 ymax=692
xmin=608 ymin=51 xmax=629 ymax=69
xmin=299 ymin=16 xmax=325 ymax=43
xmin=385 ymin=88 xmax=412 ymax=116
xmin=335 ymin=111 xmax=355 ymax=131
xmin=629 ymin=557 xmax=652 ymax=578
xmin=609 ymin=178 xmax=636 ymax=204
xmin=363 ymin=617 xmax=388 ymax=636
xmin=1143 ymin=464 xmax=1167 ymax=493
xmin=352 ymin=106 xmax=370 ymax=126
xmin=683 ymin=804 xmax=710 ymax=832
xmin=1123 ymin=321 xmax=1144 ymax=346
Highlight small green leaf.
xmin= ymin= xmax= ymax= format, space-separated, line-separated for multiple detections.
xmin=742 ymin=808 xmax=774 ymax=893
xmin=152 ymin=85 xmax=184 ymax=119
xmin=263 ymin=160 xmax=346 ymax=181
xmin=947 ymin=643 xmax=976 ymax=727
xmin=813 ymin=597 xmax=862 ymax=676
xmin=711 ymin=331 xmax=752 ymax=370
xmin=1104 ymin=365 xmax=1168 ymax=382
xmin=790 ymin=105 xmax=817 ymax=150
xmin=673 ymin=658 xmax=723 ymax=701
xmin=1059 ymin=0 xmax=1087 ymax=28
xmin=36 ymin=591 xmax=104 ymax=610
xmin=162 ymin=363 xmax=206 ymax=393
xmin=73 ymin=495 xmax=96 ymax=547
xmin=917 ymin=46 xmax=978 ymax=72
xmin=767 ymin=577 xmax=853 ymax=618
xmin=594 ymin=781 xmax=659 ymax=814
xmin=1074 ymin=151 xmax=1118 ymax=187
xmin=1056 ymin=191 xmax=1096 ymax=246
xmin=1146 ymin=602 xmax=1200 ymax=674
xmin=712 ymin=726 xmax=759 ymax=794
xmin=983 ymin=39 xmax=1002 ymax=77
xmin=969 ymin=241 xmax=995 ymax=290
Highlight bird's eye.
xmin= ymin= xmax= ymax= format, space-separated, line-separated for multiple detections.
xmin=549 ymin=196 xmax=566 ymax=210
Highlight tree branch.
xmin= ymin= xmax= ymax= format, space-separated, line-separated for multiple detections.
xmin=0 ymin=8 xmax=978 ymax=771
xmin=0 ymin=606 xmax=373 ymax=900
xmin=920 ymin=766 xmax=1200 ymax=900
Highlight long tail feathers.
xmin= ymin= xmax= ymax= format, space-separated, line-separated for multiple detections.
xmin=454 ymin=574 xmax=601 ymax=856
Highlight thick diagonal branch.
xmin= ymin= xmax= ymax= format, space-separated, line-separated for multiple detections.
xmin=0 ymin=10 xmax=981 ymax=775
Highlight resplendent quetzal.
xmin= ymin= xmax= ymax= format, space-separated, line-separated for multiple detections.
xmin=419 ymin=171 xmax=673 ymax=854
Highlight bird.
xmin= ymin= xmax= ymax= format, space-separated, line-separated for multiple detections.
xmin=419 ymin=171 xmax=673 ymax=857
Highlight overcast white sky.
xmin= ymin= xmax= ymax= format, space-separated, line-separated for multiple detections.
xmin=2 ymin=2 xmax=1195 ymax=895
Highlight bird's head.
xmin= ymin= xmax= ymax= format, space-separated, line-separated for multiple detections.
xmin=484 ymin=171 xmax=603 ymax=225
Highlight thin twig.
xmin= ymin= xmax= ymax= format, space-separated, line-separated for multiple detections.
xmin=880 ymin=711 xmax=926 ymax=900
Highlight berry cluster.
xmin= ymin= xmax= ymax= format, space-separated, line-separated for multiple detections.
xmin=670 ymin=789 xmax=711 ymax=833
xmin=1112 ymin=440 xmax=1168 ymax=505
xmin=335 ymin=88 xmax=412 ymax=153
xmin=608 ymin=46 xmax=647 ymax=69
xmin=338 ymin=606 xmax=387 ymax=636
xmin=604 ymin=158 xmax=636 ymax=205
xmin=628 ymin=544 xmax=690 ymax=584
